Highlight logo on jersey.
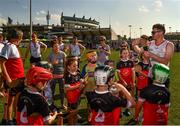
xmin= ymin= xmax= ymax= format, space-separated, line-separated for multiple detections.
xmin=95 ymin=109 xmax=105 ymax=123
xmin=20 ymin=105 xmax=28 ymax=124
xmin=121 ymin=69 xmax=131 ymax=76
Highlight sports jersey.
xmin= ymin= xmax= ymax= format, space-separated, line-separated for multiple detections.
xmin=148 ymin=40 xmax=171 ymax=77
xmin=136 ymin=62 xmax=149 ymax=90
xmin=116 ymin=59 xmax=134 ymax=85
xmin=81 ymin=63 xmax=98 ymax=92
xmin=64 ymin=71 xmax=81 ymax=104
xmin=86 ymin=90 xmax=128 ymax=125
xmin=69 ymin=44 xmax=81 ymax=57
xmin=16 ymin=89 xmax=51 ymax=125
xmin=0 ymin=42 xmax=24 ymax=80
xmin=139 ymin=84 xmax=170 ymax=125
xmin=48 ymin=51 xmax=66 ymax=75
xmin=30 ymin=41 xmax=44 ymax=58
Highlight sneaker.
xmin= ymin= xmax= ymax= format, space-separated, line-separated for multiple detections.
xmin=6 ymin=120 xmax=14 ymax=125
xmin=120 ymin=112 xmax=123 ymax=118
xmin=13 ymin=118 xmax=17 ymax=125
xmin=1 ymin=119 xmax=7 ymax=125
xmin=123 ymin=109 xmax=131 ymax=116
xmin=125 ymin=118 xmax=138 ymax=125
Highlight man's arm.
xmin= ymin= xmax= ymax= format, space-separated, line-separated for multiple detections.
xmin=78 ymin=43 xmax=86 ymax=54
xmin=102 ymin=45 xmax=111 ymax=55
xmin=40 ymin=42 xmax=47 ymax=52
xmin=144 ymin=42 xmax=174 ymax=65
xmin=132 ymin=39 xmax=144 ymax=54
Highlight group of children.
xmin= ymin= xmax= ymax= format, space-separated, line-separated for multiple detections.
xmin=0 ymin=30 xmax=171 ymax=125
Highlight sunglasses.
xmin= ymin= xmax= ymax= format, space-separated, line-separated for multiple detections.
xmin=121 ymin=45 xmax=127 ymax=47
xmin=151 ymin=30 xmax=162 ymax=35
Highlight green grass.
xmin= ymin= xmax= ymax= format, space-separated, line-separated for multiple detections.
xmin=0 ymin=48 xmax=180 ymax=124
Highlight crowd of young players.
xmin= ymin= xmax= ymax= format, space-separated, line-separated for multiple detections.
xmin=0 ymin=23 xmax=174 ymax=125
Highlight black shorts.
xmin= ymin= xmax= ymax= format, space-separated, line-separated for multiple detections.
xmin=30 ymin=56 xmax=41 ymax=64
xmin=9 ymin=78 xmax=25 ymax=96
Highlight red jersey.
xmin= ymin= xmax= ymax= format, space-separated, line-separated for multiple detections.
xmin=16 ymin=89 xmax=51 ymax=125
xmin=86 ymin=90 xmax=128 ymax=125
xmin=137 ymin=62 xmax=149 ymax=90
xmin=0 ymin=43 xmax=24 ymax=80
xmin=64 ymin=71 xmax=81 ymax=104
xmin=116 ymin=60 xmax=134 ymax=85
xmin=139 ymin=84 xmax=170 ymax=125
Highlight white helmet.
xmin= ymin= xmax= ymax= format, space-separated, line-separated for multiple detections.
xmin=152 ymin=63 xmax=170 ymax=84
xmin=94 ymin=66 xmax=114 ymax=85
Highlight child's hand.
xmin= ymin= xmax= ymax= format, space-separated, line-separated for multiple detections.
xmin=79 ymin=84 xmax=85 ymax=90
xmin=80 ymin=79 xmax=87 ymax=85
xmin=122 ymin=81 xmax=128 ymax=87
xmin=52 ymin=59 xmax=58 ymax=64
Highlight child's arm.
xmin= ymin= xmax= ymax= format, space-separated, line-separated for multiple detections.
xmin=115 ymin=83 xmax=135 ymax=106
xmin=134 ymin=100 xmax=143 ymax=120
xmin=44 ymin=111 xmax=58 ymax=124
xmin=64 ymin=83 xmax=81 ymax=91
xmin=132 ymin=68 xmax=136 ymax=86
xmin=134 ymin=65 xmax=148 ymax=77
xmin=0 ymin=60 xmax=12 ymax=84
xmin=117 ymin=70 xmax=127 ymax=87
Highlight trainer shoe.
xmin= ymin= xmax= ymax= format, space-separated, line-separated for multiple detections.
xmin=123 ymin=109 xmax=131 ymax=116
xmin=125 ymin=118 xmax=138 ymax=125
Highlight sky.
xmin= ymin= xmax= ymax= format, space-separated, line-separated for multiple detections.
xmin=0 ymin=0 xmax=180 ymax=37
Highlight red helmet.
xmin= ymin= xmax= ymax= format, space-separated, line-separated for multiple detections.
xmin=26 ymin=67 xmax=53 ymax=86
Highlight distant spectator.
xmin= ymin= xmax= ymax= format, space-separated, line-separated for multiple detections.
xmin=48 ymin=42 xmax=66 ymax=109
xmin=68 ymin=36 xmax=86 ymax=58
xmin=58 ymin=35 xmax=67 ymax=52
xmin=97 ymin=36 xmax=111 ymax=65
xmin=25 ymin=32 xmax=47 ymax=67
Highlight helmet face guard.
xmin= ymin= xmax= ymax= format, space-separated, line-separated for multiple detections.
xmin=152 ymin=63 xmax=170 ymax=84
xmin=94 ymin=66 xmax=115 ymax=85
xmin=26 ymin=67 xmax=53 ymax=86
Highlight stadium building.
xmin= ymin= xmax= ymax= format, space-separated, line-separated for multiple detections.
xmin=1 ymin=12 xmax=120 ymax=49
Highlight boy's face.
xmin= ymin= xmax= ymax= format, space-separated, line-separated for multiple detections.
xmin=108 ymin=62 xmax=114 ymax=68
xmin=36 ymin=81 xmax=47 ymax=91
